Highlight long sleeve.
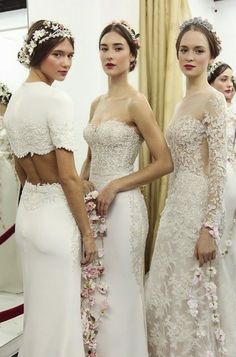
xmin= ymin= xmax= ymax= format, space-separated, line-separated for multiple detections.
xmin=202 ymin=92 xmax=227 ymax=231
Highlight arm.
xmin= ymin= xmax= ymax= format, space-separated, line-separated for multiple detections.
xmin=97 ymin=93 xmax=174 ymax=215
xmin=15 ymin=158 xmax=26 ymax=186
xmin=195 ymin=92 xmax=227 ymax=266
xmin=48 ymin=90 xmax=96 ymax=264
xmin=81 ymin=96 xmax=101 ymax=192
xmin=56 ymin=149 xmax=96 ymax=265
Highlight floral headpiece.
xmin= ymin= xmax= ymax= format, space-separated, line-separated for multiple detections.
xmin=0 ymin=82 xmax=12 ymax=105
xmin=180 ymin=17 xmax=221 ymax=53
xmin=111 ymin=20 xmax=140 ymax=48
xmin=208 ymin=61 xmax=223 ymax=76
xmin=18 ymin=20 xmax=73 ymax=66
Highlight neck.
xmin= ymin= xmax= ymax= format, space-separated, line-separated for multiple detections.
xmin=185 ymin=72 xmax=210 ymax=96
xmin=107 ymin=72 xmax=131 ymax=97
xmin=26 ymin=68 xmax=53 ymax=86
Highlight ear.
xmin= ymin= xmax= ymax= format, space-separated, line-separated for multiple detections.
xmin=208 ymin=59 xmax=214 ymax=66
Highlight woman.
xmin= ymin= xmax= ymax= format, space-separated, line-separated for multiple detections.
xmin=146 ymin=18 xmax=236 ymax=356
xmin=81 ymin=20 xmax=173 ymax=357
xmin=4 ymin=20 xmax=96 ymax=357
xmin=208 ymin=61 xmax=236 ymax=334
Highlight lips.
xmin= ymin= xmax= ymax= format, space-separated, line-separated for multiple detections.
xmin=105 ymin=63 xmax=116 ymax=69
xmin=184 ymin=64 xmax=195 ymax=70
xmin=58 ymin=71 xmax=68 ymax=76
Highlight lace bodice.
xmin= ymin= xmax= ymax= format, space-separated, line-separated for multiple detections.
xmin=166 ymin=91 xmax=227 ymax=229
xmin=226 ymin=106 xmax=236 ymax=168
xmin=83 ymin=120 xmax=142 ymax=181
xmin=3 ymin=82 xmax=77 ymax=158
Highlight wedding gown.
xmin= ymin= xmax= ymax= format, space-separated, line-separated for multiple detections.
xmin=0 ymin=114 xmax=22 ymax=293
xmin=146 ymin=90 xmax=236 ymax=357
xmin=4 ymin=82 xmax=85 ymax=357
xmin=83 ymin=119 xmax=149 ymax=357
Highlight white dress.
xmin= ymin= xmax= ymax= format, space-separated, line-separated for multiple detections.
xmin=0 ymin=115 xmax=22 ymax=293
xmin=83 ymin=120 xmax=149 ymax=357
xmin=4 ymin=82 xmax=85 ymax=357
xmin=146 ymin=90 xmax=236 ymax=357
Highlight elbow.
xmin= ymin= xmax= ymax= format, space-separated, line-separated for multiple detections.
xmin=165 ymin=157 xmax=174 ymax=174
xmin=59 ymin=172 xmax=80 ymax=187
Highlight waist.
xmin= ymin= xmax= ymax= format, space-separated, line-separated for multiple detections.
xmin=21 ymin=181 xmax=67 ymax=210
xmin=90 ymin=170 xmax=134 ymax=190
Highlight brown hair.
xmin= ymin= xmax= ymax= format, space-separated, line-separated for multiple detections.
xmin=208 ymin=63 xmax=232 ymax=84
xmin=26 ymin=20 xmax=74 ymax=67
xmin=99 ymin=22 xmax=139 ymax=72
xmin=176 ymin=23 xmax=221 ymax=60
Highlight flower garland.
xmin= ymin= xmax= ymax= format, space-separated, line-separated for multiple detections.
xmin=188 ymin=265 xmax=227 ymax=356
xmin=0 ymin=82 xmax=11 ymax=105
xmin=82 ymin=191 xmax=108 ymax=357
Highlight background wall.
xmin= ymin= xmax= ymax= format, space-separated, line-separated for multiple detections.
xmin=1 ymin=0 xmax=236 ymax=168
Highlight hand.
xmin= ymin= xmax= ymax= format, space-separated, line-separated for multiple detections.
xmin=81 ymin=234 xmax=97 ymax=266
xmin=82 ymin=180 xmax=95 ymax=194
xmin=194 ymin=227 xmax=217 ymax=267
xmin=97 ymin=181 xmax=118 ymax=216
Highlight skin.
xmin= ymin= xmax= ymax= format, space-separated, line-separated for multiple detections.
xmin=81 ymin=30 xmax=173 ymax=216
xmin=211 ymin=67 xmax=234 ymax=104
xmin=15 ymin=38 xmax=96 ymax=265
xmin=178 ymin=29 xmax=218 ymax=267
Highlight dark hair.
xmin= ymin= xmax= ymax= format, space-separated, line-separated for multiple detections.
xmin=26 ymin=20 xmax=74 ymax=67
xmin=208 ymin=63 xmax=232 ymax=84
xmin=176 ymin=23 xmax=221 ymax=60
xmin=99 ymin=23 xmax=139 ymax=72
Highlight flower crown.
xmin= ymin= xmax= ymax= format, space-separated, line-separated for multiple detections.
xmin=18 ymin=20 xmax=73 ymax=66
xmin=111 ymin=20 xmax=140 ymax=48
xmin=208 ymin=61 xmax=223 ymax=76
xmin=0 ymin=82 xmax=12 ymax=105
xmin=180 ymin=17 xmax=221 ymax=53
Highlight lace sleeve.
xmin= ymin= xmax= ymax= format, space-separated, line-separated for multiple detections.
xmin=48 ymin=90 xmax=77 ymax=152
xmin=202 ymin=92 xmax=227 ymax=232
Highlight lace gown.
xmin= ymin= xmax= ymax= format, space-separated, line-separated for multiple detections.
xmin=83 ymin=120 xmax=149 ymax=357
xmin=146 ymin=90 xmax=236 ymax=357
xmin=4 ymin=82 xmax=85 ymax=357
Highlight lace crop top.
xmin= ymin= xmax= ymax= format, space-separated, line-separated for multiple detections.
xmin=3 ymin=82 xmax=77 ymax=158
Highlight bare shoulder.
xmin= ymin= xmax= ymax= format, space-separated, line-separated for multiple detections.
xmin=91 ymin=95 xmax=103 ymax=112
xmin=203 ymin=87 xmax=225 ymax=107
xmin=129 ymin=92 xmax=152 ymax=116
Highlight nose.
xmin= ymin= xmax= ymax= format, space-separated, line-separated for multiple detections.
xmin=62 ymin=55 xmax=71 ymax=68
xmin=186 ymin=51 xmax=194 ymax=62
xmin=105 ymin=50 xmax=113 ymax=60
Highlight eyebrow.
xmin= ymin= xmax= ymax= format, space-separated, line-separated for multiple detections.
xmin=100 ymin=43 xmax=125 ymax=47
xmin=179 ymin=45 xmax=205 ymax=49
xmin=52 ymin=49 xmax=74 ymax=54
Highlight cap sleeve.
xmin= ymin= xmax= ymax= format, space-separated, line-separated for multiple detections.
xmin=48 ymin=90 xmax=77 ymax=152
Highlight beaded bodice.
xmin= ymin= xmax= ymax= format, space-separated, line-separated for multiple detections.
xmin=83 ymin=120 xmax=142 ymax=181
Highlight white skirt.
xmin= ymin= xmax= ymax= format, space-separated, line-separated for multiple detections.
xmin=16 ymin=182 xmax=85 ymax=357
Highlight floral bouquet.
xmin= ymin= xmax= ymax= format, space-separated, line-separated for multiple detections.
xmin=82 ymin=190 xmax=109 ymax=357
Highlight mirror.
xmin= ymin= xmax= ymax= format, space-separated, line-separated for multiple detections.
xmin=0 ymin=5 xmax=28 ymax=357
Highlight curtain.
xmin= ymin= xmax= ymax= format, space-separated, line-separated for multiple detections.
xmin=139 ymin=0 xmax=191 ymax=271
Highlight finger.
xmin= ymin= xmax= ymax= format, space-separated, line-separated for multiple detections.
xmin=199 ymin=255 xmax=204 ymax=267
xmin=194 ymin=245 xmax=198 ymax=260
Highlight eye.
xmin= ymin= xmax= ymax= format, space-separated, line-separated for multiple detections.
xmin=195 ymin=49 xmax=204 ymax=54
xmin=179 ymin=48 xmax=187 ymax=53
xmin=115 ymin=47 xmax=123 ymax=51
xmin=100 ymin=47 xmax=107 ymax=52
xmin=52 ymin=52 xmax=61 ymax=57
xmin=68 ymin=54 xmax=74 ymax=59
